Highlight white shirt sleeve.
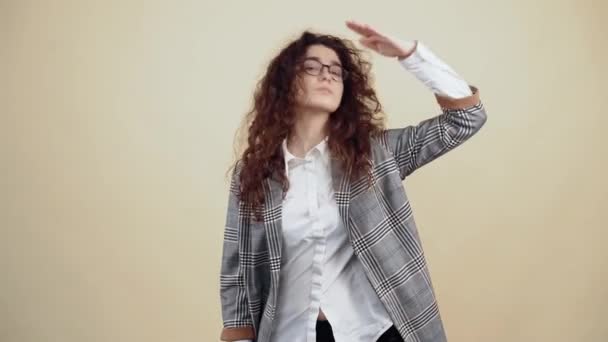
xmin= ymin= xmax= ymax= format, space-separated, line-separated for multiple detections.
xmin=398 ymin=40 xmax=473 ymax=99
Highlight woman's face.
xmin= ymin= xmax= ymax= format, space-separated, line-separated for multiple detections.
xmin=293 ymin=44 xmax=345 ymax=114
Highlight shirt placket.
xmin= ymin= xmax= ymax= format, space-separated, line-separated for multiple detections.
xmin=305 ymin=151 xmax=327 ymax=341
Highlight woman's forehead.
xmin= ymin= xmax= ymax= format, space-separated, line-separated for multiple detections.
xmin=305 ymin=45 xmax=341 ymax=65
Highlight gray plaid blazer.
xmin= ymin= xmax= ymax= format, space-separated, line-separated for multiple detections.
xmin=220 ymin=86 xmax=486 ymax=342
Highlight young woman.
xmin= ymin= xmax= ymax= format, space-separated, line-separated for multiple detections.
xmin=219 ymin=20 xmax=487 ymax=342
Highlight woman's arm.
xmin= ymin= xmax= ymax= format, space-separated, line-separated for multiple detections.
xmin=386 ymin=39 xmax=486 ymax=179
xmin=382 ymin=87 xmax=486 ymax=179
xmin=345 ymin=20 xmax=487 ymax=179
xmin=398 ymin=40 xmax=473 ymax=98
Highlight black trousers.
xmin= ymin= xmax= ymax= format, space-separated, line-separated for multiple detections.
xmin=315 ymin=320 xmax=404 ymax=342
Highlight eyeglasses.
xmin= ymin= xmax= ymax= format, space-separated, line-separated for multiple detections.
xmin=299 ymin=58 xmax=349 ymax=81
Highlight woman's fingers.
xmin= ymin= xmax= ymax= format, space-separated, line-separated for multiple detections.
xmin=360 ymin=35 xmax=383 ymax=45
xmin=346 ymin=19 xmax=402 ymax=56
xmin=359 ymin=38 xmax=375 ymax=50
xmin=345 ymin=20 xmax=383 ymax=38
xmin=360 ymin=35 xmax=386 ymax=50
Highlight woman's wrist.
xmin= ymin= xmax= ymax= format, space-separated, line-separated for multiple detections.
xmin=397 ymin=40 xmax=418 ymax=61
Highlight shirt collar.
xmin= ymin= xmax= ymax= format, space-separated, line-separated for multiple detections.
xmin=282 ymin=135 xmax=329 ymax=177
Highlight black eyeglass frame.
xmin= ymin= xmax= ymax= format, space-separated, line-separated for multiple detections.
xmin=298 ymin=58 xmax=349 ymax=81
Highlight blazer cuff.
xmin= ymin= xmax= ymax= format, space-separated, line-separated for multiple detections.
xmin=434 ymin=85 xmax=480 ymax=109
xmin=220 ymin=326 xmax=256 ymax=341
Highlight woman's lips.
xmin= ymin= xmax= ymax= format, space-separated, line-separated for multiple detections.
xmin=316 ymin=88 xmax=333 ymax=94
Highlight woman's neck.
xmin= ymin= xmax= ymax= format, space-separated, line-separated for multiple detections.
xmin=287 ymin=110 xmax=330 ymax=158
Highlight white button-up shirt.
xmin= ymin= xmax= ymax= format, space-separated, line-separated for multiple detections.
xmin=271 ymin=136 xmax=396 ymax=342
xmin=235 ymin=40 xmax=472 ymax=342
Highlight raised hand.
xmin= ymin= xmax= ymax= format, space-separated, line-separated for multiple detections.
xmin=345 ymin=20 xmax=417 ymax=60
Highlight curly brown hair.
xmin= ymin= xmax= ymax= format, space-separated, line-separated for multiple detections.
xmin=227 ymin=30 xmax=388 ymax=222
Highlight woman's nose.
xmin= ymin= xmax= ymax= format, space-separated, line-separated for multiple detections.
xmin=318 ymin=66 xmax=332 ymax=81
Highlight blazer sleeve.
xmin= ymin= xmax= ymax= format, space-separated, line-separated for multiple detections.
xmin=382 ymin=85 xmax=487 ymax=180
xmin=219 ymin=160 xmax=256 ymax=341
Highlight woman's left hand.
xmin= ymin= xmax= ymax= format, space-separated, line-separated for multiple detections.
xmin=345 ymin=20 xmax=417 ymax=60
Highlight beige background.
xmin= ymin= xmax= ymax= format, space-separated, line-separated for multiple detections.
xmin=2 ymin=0 xmax=607 ymax=341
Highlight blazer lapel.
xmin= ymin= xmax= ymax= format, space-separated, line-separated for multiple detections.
xmin=330 ymin=156 xmax=352 ymax=232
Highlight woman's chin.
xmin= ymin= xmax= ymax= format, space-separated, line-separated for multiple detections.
xmin=309 ymin=101 xmax=339 ymax=113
